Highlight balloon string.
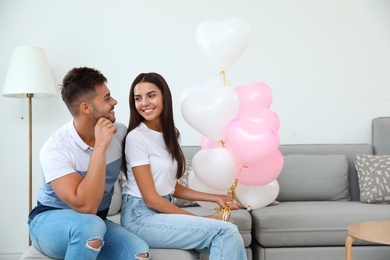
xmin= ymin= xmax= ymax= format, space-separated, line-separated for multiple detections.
xmin=214 ymin=179 xmax=238 ymax=223
xmin=219 ymin=71 xmax=226 ymax=86
xmin=229 ymin=179 xmax=238 ymax=200
xmin=236 ymin=165 xmax=247 ymax=183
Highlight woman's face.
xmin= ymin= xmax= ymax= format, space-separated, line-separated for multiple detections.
xmin=133 ymin=82 xmax=164 ymax=125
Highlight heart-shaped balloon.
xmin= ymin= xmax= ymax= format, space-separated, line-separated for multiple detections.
xmin=237 ymin=150 xmax=284 ymax=186
xmin=188 ymin=170 xmax=227 ymax=210
xmin=195 ymin=17 xmax=251 ymax=72
xmin=235 ymin=180 xmax=280 ymax=210
xmin=179 ymin=77 xmax=225 ymax=105
xmin=224 ymin=118 xmax=280 ymax=166
xmin=181 ymin=84 xmax=239 ymax=141
xmin=201 ymin=135 xmax=223 ymax=149
xmin=192 ymin=148 xmax=237 ymax=191
xmin=237 ymin=99 xmax=280 ymax=131
xmin=235 ymin=82 xmax=273 ymax=108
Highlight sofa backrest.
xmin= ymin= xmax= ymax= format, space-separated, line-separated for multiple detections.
xmin=182 ymin=144 xmax=373 ymax=202
xmin=372 ymin=117 xmax=390 ymax=155
xmin=279 ymin=144 xmax=372 ymax=201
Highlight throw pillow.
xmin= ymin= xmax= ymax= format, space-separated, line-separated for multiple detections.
xmin=354 ymin=154 xmax=390 ymax=204
xmin=108 ymin=171 xmax=127 ymax=216
xmin=276 ymin=154 xmax=350 ymax=201
xmin=172 ymin=161 xmax=199 ymax=207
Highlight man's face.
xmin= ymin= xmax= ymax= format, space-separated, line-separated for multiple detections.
xmin=91 ymin=83 xmax=117 ymax=123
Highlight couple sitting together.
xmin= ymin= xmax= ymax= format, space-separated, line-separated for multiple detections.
xmin=28 ymin=67 xmax=246 ymax=259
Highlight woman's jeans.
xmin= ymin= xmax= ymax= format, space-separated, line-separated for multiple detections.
xmin=29 ymin=209 xmax=150 ymax=260
xmin=121 ymin=194 xmax=247 ymax=260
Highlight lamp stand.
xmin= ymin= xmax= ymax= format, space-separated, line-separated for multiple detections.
xmin=27 ymin=93 xmax=33 ymax=246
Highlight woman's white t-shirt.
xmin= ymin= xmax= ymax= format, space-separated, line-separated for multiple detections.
xmin=122 ymin=122 xmax=177 ymax=197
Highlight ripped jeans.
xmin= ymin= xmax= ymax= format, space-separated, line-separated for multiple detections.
xmin=29 ymin=209 xmax=149 ymax=260
xmin=121 ymin=194 xmax=247 ymax=260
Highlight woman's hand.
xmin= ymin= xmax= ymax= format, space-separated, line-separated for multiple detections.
xmin=214 ymin=194 xmax=240 ymax=210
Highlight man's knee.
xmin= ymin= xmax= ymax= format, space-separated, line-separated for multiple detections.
xmin=86 ymin=238 xmax=103 ymax=251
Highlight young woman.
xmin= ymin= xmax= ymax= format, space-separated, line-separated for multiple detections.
xmin=121 ymin=72 xmax=246 ymax=259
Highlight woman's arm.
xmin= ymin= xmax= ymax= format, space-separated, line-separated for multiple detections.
xmin=173 ymin=182 xmax=240 ymax=210
xmin=133 ymin=165 xmax=198 ymax=215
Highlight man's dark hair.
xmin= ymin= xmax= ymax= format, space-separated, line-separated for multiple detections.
xmin=61 ymin=67 xmax=107 ymax=116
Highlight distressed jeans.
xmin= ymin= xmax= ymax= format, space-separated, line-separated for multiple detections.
xmin=29 ymin=209 xmax=150 ymax=260
xmin=121 ymin=194 xmax=247 ymax=260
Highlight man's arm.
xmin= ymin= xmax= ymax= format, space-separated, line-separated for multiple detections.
xmin=50 ymin=118 xmax=117 ymax=214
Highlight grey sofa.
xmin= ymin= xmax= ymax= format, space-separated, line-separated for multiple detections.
xmin=251 ymin=117 xmax=390 ymax=260
xmin=21 ymin=117 xmax=390 ymax=259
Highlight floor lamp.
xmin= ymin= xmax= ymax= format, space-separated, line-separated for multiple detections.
xmin=2 ymin=47 xmax=56 ymax=245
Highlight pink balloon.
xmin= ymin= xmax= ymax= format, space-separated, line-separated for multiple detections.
xmin=224 ymin=118 xmax=280 ymax=166
xmin=201 ymin=135 xmax=223 ymax=149
xmin=236 ymin=150 xmax=284 ymax=186
xmin=237 ymin=98 xmax=280 ymax=131
xmin=235 ymin=82 xmax=272 ymax=108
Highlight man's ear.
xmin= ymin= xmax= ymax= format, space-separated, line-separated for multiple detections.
xmin=80 ymin=101 xmax=92 ymax=115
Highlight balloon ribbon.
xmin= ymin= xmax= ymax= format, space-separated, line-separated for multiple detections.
xmin=214 ymin=179 xmax=238 ymax=223
xmin=219 ymin=71 xmax=226 ymax=86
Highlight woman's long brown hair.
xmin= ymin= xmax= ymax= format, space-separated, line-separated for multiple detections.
xmin=122 ymin=72 xmax=185 ymax=179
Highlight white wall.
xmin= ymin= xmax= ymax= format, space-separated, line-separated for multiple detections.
xmin=0 ymin=0 xmax=389 ymax=257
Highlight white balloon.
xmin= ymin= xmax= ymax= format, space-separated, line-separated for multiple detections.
xmin=235 ymin=180 xmax=280 ymax=210
xmin=181 ymin=84 xmax=239 ymax=141
xmin=188 ymin=170 xmax=226 ymax=210
xmin=195 ymin=17 xmax=251 ymax=72
xmin=179 ymin=77 xmax=224 ymax=106
xmin=192 ymin=148 xmax=237 ymax=191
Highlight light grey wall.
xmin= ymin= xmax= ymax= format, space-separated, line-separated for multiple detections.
xmin=0 ymin=0 xmax=389 ymax=257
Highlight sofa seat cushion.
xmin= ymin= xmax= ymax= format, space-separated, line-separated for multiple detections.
xmin=21 ymin=245 xmax=201 ymax=260
xmin=251 ymin=201 xmax=390 ymax=247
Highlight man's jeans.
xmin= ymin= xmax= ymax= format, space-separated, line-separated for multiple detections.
xmin=29 ymin=209 xmax=149 ymax=259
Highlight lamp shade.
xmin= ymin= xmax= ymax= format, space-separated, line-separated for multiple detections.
xmin=3 ymin=46 xmax=56 ymax=98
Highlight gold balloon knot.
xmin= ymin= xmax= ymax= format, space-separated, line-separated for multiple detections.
xmin=219 ymin=71 xmax=227 ymax=86
xmin=215 ymin=206 xmax=234 ymax=223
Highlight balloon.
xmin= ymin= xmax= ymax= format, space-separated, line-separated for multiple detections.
xmin=181 ymin=84 xmax=239 ymax=141
xmin=201 ymin=135 xmax=223 ymax=149
xmin=237 ymin=150 xmax=284 ymax=186
xmin=224 ymin=118 xmax=280 ymax=165
xmin=188 ymin=170 xmax=226 ymax=210
xmin=179 ymin=77 xmax=225 ymax=105
xmin=237 ymin=99 xmax=280 ymax=131
xmin=192 ymin=148 xmax=236 ymax=191
xmin=235 ymin=82 xmax=273 ymax=108
xmin=195 ymin=17 xmax=251 ymax=72
xmin=235 ymin=180 xmax=280 ymax=210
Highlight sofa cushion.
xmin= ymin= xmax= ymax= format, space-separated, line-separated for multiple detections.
xmin=21 ymin=245 xmax=202 ymax=260
xmin=354 ymin=154 xmax=390 ymax=204
xmin=172 ymin=161 xmax=199 ymax=207
xmin=276 ymin=154 xmax=350 ymax=201
xmin=108 ymin=172 xmax=127 ymax=216
xmin=251 ymin=201 xmax=390 ymax=247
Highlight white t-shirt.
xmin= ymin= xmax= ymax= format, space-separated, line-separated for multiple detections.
xmin=37 ymin=120 xmax=127 ymax=211
xmin=123 ymin=122 xmax=177 ymax=197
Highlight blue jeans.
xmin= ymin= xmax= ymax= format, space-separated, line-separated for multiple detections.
xmin=29 ymin=209 xmax=150 ymax=260
xmin=121 ymin=194 xmax=246 ymax=260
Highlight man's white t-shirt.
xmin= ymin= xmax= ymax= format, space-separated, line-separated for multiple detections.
xmin=123 ymin=122 xmax=177 ymax=198
xmin=37 ymin=120 xmax=126 ymax=212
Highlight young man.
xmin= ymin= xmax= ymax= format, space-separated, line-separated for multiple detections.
xmin=28 ymin=67 xmax=149 ymax=259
